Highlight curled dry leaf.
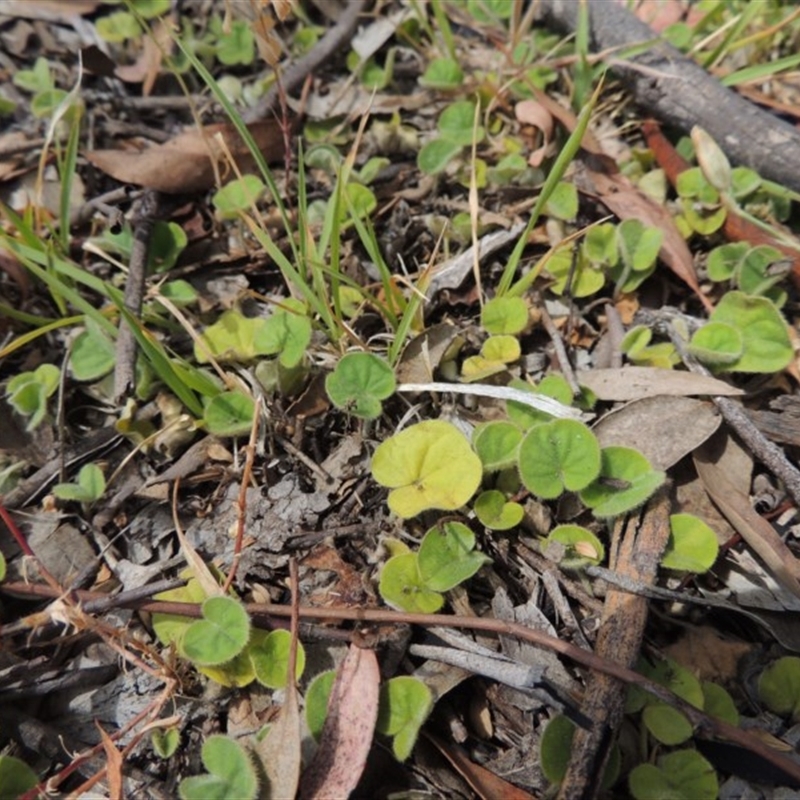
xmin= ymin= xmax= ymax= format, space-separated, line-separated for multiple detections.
xmin=694 ymin=432 xmax=800 ymax=600
xmin=515 ymin=99 xmax=554 ymax=168
xmin=86 ymin=119 xmax=287 ymax=194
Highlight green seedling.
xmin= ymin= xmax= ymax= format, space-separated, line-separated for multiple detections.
xmin=702 ymin=680 xmax=739 ymax=725
xmin=518 ymin=419 xmax=601 ymax=500
xmin=481 ymin=295 xmax=529 ymax=335
xmin=418 ymin=521 xmax=490 ymax=590
xmin=151 ymin=727 xmax=180 ymax=759
xmin=212 ymin=18 xmax=255 ymax=66
xmin=661 ymin=514 xmax=719 ymax=573
xmin=419 ymin=56 xmax=464 ymax=89
xmin=758 ymin=656 xmax=800 ymax=721
xmin=546 ymin=243 xmax=606 ymax=298
xmin=544 ymin=181 xmax=578 ymax=221
xmin=544 ymin=524 xmax=605 ymax=569
xmin=0 ymin=755 xmax=38 ymax=799
xmin=305 ymin=669 xmax=337 ymax=740
xmin=676 ymin=167 xmax=727 ymax=236
xmin=690 ymin=291 xmax=792 ymax=373
xmin=506 ymin=375 xmax=575 ymax=430
xmin=380 ymin=552 xmax=444 ymax=613
xmin=70 ymin=319 xmax=116 ymax=382
xmin=371 ymin=420 xmax=482 ymax=518
xmin=182 ymin=595 xmax=251 ymax=667
xmin=579 ymin=446 xmax=665 ymax=518
xmin=611 ymin=218 xmax=663 ymax=293
xmin=325 ymin=352 xmax=396 ymax=419
xmin=178 ymin=734 xmax=259 ymax=800
xmin=347 ymin=48 xmax=396 ymax=90
xmin=540 ymin=715 xmax=619 ymax=790
xmin=212 ymin=175 xmax=266 ymax=219
xmin=376 ymin=676 xmax=434 ymax=761
xmin=52 ymin=462 xmax=106 ymax=505
xmin=93 ymin=221 xmax=188 ymax=273
xmin=473 ymin=490 xmax=524 ymax=530
xmin=706 ymin=243 xmax=788 ymax=305
xmin=472 ymin=421 xmax=523 ymax=472
xmin=249 ymin=629 xmax=306 ymax=689
xmin=628 ymin=749 xmax=718 ymax=800
xmin=203 ymin=391 xmax=255 ymax=437
xmin=642 ymin=702 xmax=695 ymax=746
xmin=380 ymin=521 xmax=489 ymax=612
xmin=12 ymin=55 xmax=69 ymax=118
xmin=461 ymin=334 xmax=521 ymax=381
xmin=157 ymin=280 xmax=198 ymax=308
xmin=97 ymin=1 xmax=169 ymax=42
xmin=687 ymin=321 xmax=742 ymax=367
xmin=195 ymin=303 xmax=311 ymax=369
xmin=5 ymin=363 xmax=60 ymax=431
xmin=417 ymin=99 xmax=485 ymax=175
xmin=621 ymin=325 xmax=680 ymax=369
xmin=153 ymin=578 xmax=304 ymax=688
xmin=307 ymin=670 xmax=432 ymax=762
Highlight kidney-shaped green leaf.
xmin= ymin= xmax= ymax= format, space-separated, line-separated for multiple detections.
xmin=181 ymin=596 xmax=251 ymax=667
xmin=417 ymin=521 xmax=490 ymax=590
xmin=325 ymin=352 xmax=396 ymax=419
xmin=518 ymin=419 xmax=601 ymax=499
xmin=580 ymin=446 xmax=665 ymax=518
xmin=371 ymin=420 xmax=482 ymax=517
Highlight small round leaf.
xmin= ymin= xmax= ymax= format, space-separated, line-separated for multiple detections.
xmin=182 ymin=596 xmax=251 ymax=667
xmin=376 ymin=676 xmax=433 ymax=761
xmin=518 ymin=419 xmax=601 ymax=499
xmin=642 ymin=703 xmax=694 ymax=745
xmin=203 ymin=391 xmax=256 ymax=437
xmin=662 ymin=514 xmax=719 ymax=573
xmin=325 ymin=352 xmax=396 ymax=419
xmin=379 ymin=553 xmax=444 ymax=613
xmin=758 ymin=656 xmax=800 ymax=721
xmin=474 ymin=490 xmax=524 ymax=531
xmin=249 ymin=629 xmax=306 ymax=689
xmin=371 ymin=420 xmax=482 ymax=518
xmin=417 ymin=521 xmax=490 ymax=590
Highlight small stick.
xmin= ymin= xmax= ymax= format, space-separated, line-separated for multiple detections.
xmin=540 ymin=305 xmax=582 ymax=396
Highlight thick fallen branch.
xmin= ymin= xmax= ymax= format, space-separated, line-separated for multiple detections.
xmin=534 ymin=0 xmax=800 ymax=193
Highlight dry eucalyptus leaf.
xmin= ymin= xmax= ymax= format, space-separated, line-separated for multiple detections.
xmin=255 ymin=684 xmax=302 ymax=799
xmin=695 ymin=432 xmax=800 ymax=600
xmin=578 ymin=366 xmax=742 ymax=401
xmin=395 ymin=322 xmax=463 ymax=384
xmin=86 ymin=119 xmax=286 ymax=193
xmin=592 ymin=395 xmax=721 ymax=471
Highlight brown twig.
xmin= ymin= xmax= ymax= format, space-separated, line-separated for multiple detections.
xmin=243 ymin=0 xmax=367 ymax=124
xmin=4 ymin=581 xmax=800 ymax=784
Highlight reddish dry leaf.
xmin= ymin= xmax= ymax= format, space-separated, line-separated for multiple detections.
xmin=256 ymin=688 xmax=302 ymax=799
xmin=628 ymin=0 xmax=684 ymax=32
xmin=114 ymin=18 xmax=173 ymax=96
xmin=426 ymin=732 xmax=538 ymax=800
xmin=86 ymin=119 xmax=286 ymax=194
xmin=575 ymin=160 xmax=713 ymax=311
xmin=96 ymin=722 xmax=124 ymax=800
xmin=299 ymin=645 xmax=380 ymax=800
xmin=695 ymin=434 xmax=800 ymax=600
